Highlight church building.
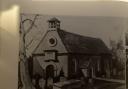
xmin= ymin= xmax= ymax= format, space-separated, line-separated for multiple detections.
xmin=32 ymin=17 xmax=112 ymax=88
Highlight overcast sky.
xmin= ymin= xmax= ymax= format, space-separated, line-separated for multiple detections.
xmin=21 ymin=14 xmax=128 ymax=55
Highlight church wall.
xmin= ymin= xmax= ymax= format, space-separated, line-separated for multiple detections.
xmin=32 ymin=27 xmax=69 ymax=79
xmin=33 ymin=55 xmax=68 ymax=78
xmin=58 ymin=55 xmax=68 ymax=77
xmin=33 ymin=56 xmax=45 ymax=76
xmin=32 ymin=28 xmax=69 ymax=80
xmin=34 ymin=30 xmax=67 ymax=54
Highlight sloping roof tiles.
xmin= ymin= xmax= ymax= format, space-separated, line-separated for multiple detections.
xmin=57 ymin=29 xmax=110 ymax=54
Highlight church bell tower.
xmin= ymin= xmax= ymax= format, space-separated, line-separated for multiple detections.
xmin=48 ymin=17 xmax=60 ymax=30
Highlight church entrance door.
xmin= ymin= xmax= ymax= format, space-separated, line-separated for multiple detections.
xmin=45 ymin=65 xmax=54 ymax=89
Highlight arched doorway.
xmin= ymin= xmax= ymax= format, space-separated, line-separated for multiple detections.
xmin=45 ymin=65 xmax=54 ymax=89
xmin=46 ymin=65 xmax=54 ymax=78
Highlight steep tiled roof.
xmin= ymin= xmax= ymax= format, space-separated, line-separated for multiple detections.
xmin=57 ymin=29 xmax=110 ymax=54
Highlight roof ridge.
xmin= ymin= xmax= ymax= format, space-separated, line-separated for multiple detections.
xmin=58 ymin=29 xmax=100 ymax=40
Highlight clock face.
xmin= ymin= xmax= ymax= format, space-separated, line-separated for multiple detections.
xmin=48 ymin=37 xmax=57 ymax=47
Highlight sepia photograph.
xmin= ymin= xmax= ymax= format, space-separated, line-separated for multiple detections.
xmin=18 ymin=14 xmax=127 ymax=89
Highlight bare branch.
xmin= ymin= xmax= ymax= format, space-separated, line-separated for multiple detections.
xmin=25 ymin=39 xmax=35 ymax=49
xmin=22 ymin=14 xmax=39 ymax=35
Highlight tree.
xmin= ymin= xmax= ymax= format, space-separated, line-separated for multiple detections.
xmin=18 ymin=14 xmax=40 ymax=89
xmin=109 ymin=39 xmax=126 ymax=79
